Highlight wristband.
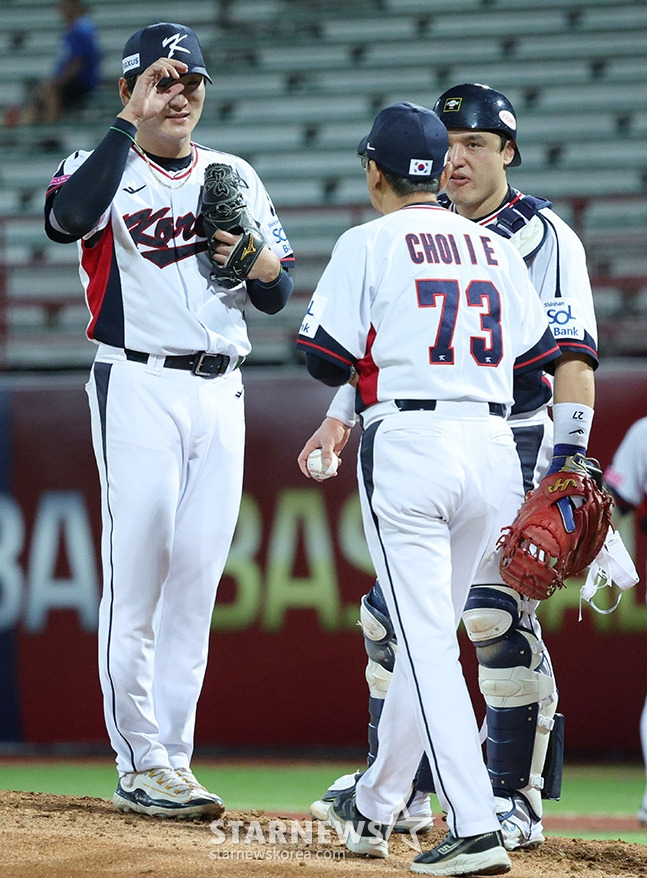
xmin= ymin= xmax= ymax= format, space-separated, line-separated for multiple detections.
xmin=547 ymin=443 xmax=586 ymax=476
xmin=552 ymin=402 xmax=593 ymax=450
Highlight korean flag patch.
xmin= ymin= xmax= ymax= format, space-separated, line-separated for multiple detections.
xmin=409 ymin=159 xmax=432 ymax=176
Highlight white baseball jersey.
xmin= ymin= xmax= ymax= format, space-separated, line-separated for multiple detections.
xmin=46 ymin=142 xmax=294 ymax=359
xmin=298 ymin=203 xmax=559 ymax=411
xmin=604 ymin=417 xmax=647 ymax=509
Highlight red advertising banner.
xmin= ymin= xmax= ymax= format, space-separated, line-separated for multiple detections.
xmin=1 ymin=361 xmax=646 ymax=756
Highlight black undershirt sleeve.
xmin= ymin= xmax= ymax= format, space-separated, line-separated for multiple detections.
xmin=48 ymin=117 xmax=137 ymax=240
xmin=305 ymin=352 xmax=351 ymax=387
xmin=246 ymin=268 xmax=293 ymax=314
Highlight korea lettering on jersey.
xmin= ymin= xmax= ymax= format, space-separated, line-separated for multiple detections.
xmin=46 ymin=145 xmax=294 ymax=359
xmin=297 ymin=203 xmax=559 ymax=411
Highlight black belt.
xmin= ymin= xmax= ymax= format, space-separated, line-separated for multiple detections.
xmin=125 ymin=349 xmax=240 ymax=379
xmin=394 ymin=399 xmax=506 ymax=418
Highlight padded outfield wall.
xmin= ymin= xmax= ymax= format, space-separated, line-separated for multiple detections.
xmin=0 ymin=360 xmax=645 ymax=756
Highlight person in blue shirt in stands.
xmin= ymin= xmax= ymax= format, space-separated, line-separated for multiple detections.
xmin=11 ymin=0 xmax=101 ymax=126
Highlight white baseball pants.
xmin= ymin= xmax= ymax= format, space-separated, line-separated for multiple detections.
xmin=86 ymin=349 xmax=245 ymax=776
xmin=354 ymin=402 xmax=521 ymax=838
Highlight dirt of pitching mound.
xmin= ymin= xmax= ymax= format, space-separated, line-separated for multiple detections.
xmin=2 ymin=790 xmax=647 ymax=878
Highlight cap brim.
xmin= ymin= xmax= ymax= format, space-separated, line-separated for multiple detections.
xmin=192 ymin=66 xmax=212 ymax=84
xmin=357 ymin=134 xmax=369 ymax=155
xmin=158 ymin=67 xmax=212 ymax=88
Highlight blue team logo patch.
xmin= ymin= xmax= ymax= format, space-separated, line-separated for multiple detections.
xmin=544 ymin=297 xmax=584 ymax=339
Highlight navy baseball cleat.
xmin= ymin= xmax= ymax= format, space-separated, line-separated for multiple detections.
xmin=310 ymin=770 xmax=363 ymax=821
xmin=327 ymin=788 xmax=388 ymax=858
xmin=112 ymin=767 xmax=225 ymax=818
xmin=411 ymin=829 xmax=511 ymax=875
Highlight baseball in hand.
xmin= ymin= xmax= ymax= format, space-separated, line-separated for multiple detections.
xmin=307 ymin=449 xmax=339 ymax=481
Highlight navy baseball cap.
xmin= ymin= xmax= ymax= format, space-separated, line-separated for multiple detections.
xmin=122 ymin=23 xmax=212 ymax=83
xmin=358 ymin=102 xmax=449 ymax=180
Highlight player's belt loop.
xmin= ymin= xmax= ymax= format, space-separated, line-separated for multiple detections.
xmin=394 ymin=399 xmax=506 ymax=417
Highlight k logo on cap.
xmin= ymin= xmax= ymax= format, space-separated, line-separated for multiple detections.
xmin=122 ymin=22 xmax=212 ymax=82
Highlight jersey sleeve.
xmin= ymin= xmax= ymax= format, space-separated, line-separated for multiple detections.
xmin=296 ymin=227 xmax=369 ymax=371
xmin=604 ymin=417 xmax=647 ymax=508
xmin=44 ymin=158 xmax=81 ymax=243
xmin=531 ymin=210 xmax=598 ymax=367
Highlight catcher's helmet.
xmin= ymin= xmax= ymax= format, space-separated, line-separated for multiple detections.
xmin=433 ymin=83 xmax=522 ymax=167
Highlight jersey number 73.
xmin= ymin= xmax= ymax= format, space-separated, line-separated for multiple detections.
xmin=417 ymin=279 xmax=503 ymax=367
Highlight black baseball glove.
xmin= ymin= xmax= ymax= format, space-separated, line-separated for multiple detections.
xmin=200 ymin=163 xmax=267 ymax=289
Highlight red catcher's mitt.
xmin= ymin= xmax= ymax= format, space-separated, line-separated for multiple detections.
xmin=498 ymin=461 xmax=614 ymax=600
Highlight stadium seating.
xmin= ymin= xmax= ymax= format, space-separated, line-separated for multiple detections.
xmin=0 ymin=0 xmax=645 ymax=366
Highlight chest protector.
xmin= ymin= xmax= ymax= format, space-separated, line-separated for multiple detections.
xmin=439 ymin=192 xmax=552 ymax=265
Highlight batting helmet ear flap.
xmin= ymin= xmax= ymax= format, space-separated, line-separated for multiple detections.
xmin=434 ymin=83 xmax=522 ymax=167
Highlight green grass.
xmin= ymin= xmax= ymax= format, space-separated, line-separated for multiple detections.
xmin=543 ymin=763 xmax=646 ymax=816
xmin=0 ymin=758 xmax=358 ymax=811
xmin=1 ymin=758 xmax=646 ymax=844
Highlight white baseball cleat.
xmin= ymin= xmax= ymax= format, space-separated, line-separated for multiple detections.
xmin=113 ymin=767 xmax=225 ymax=819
